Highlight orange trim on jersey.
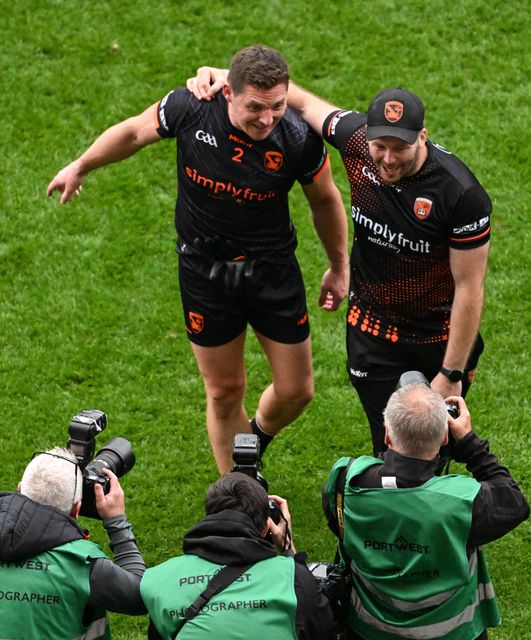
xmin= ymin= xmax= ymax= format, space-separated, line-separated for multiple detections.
xmin=451 ymin=227 xmax=490 ymax=243
xmin=312 ymin=154 xmax=330 ymax=182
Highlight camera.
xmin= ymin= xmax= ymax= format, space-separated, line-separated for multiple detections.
xmin=396 ymin=371 xmax=459 ymax=469
xmin=308 ymin=562 xmax=351 ymax=639
xmin=231 ymin=433 xmax=281 ymax=525
xmin=66 ymin=409 xmax=135 ymax=519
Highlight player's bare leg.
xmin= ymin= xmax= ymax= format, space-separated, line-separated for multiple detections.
xmin=191 ymin=332 xmax=251 ymax=474
xmin=253 ymin=333 xmax=314 ymax=448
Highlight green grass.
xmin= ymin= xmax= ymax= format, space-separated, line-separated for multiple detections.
xmin=1 ymin=1 xmax=529 ymax=638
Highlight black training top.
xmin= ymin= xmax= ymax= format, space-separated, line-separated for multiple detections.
xmin=323 ymin=110 xmax=492 ymax=344
xmin=156 ymin=89 xmax=328 ymax=260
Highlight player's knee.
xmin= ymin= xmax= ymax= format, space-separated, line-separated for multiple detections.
xmin=276 ymin=379 xmax=314 ymax=408
xmin=207 ymin=379 xmax=246 ymax=413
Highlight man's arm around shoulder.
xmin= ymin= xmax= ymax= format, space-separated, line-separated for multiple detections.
xmin=288 ymin=82 xmax=340 ymax=139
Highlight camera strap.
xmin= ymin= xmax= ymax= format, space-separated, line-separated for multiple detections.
xmin=333 ymin=458 xmax=356 ymax=577
xmin=335 ymin=457 xmax=354 ymax=541
xmin=173 ymin=563 xmax=253 ymax=637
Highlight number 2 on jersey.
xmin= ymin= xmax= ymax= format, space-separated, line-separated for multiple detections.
xmin=232 ymin=147 xmax=244 ymax=163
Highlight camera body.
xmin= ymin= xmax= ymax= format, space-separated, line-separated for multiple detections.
xmin=396 ymin=371 xmax=459 ymax=464
xmin=231 ymin=433 xmax=281 ymax=524
xmin=308 ymin=562 xmax=351 ymax=638
xmin=66 ymin=410 xmax=135 ymax=519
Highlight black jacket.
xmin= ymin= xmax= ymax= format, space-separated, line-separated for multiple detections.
xmin=0 ymin=492 xmax=146 ymax=614
xmin=147 ymin=509 xmax=334 ymax=640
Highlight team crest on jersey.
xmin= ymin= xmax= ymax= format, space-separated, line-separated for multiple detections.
xmin=264 ymin=151 xmax=283 ymax=172
xmin=414 ymin=197 xmax=433 ymax=220
xmin=189 ymin=312 xmax=204 ymax=334
xmin=384 ymin=101 xmax=404 ymax=123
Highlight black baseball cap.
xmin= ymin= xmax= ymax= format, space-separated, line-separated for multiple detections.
xmin=366 ymin=88 xmax=425 ymax=144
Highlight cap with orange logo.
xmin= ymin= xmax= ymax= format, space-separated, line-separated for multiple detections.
xmin=366 ymin=88 xmax=425 ymax=145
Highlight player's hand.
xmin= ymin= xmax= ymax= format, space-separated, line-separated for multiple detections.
xmin=267 ymin=495 xmax=296 ymax=553
xmin=319 ymin=263 xmax=349 ymax=311
xmin=186 ymin=67 xmax=228 ymax=101
xmin=430 ymin=371 xmax=462 ymax=400
xmin=94 ymin=469 xmax=125 ymax=519
xmin=445 ymin=395 xmax=472 ymax=442
xmin=47 ymin=160 xmax=85 ymax=204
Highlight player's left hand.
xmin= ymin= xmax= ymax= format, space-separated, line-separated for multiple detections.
xmin=430 ymin=372 xmax=462 ymax=399
xmin=319 ymin=264 xmax=349 ymax=311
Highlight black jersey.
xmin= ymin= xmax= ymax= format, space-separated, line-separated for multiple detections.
xmin=156 ymin=88 xmax=328 ymax=260
xmin=323 ymin=110 xmax=491 ymax=344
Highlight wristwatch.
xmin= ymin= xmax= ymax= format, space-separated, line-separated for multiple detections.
xmin=440 ymin=366 xmax=463 ymax=383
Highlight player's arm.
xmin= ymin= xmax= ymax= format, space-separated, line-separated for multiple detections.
xmin=287 ymin=82 xmax=340 ymax=138
xmin=47 ymin=103 xmax=162 ymax=204
xmin=187 ymin=67 xmax=228 ymax=101
xmin=431 ymin=242 xmax=490 ymax=397
xmin=301 ymin=160 xmax=349 ymax=311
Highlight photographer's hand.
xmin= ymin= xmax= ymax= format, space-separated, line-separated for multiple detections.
xmin=95 ymin=469 xmax=126 ymax=519
xmin=268 ymin=495 xmax=296 ymax=554
xmin=445 ymin=396 xmax=472 ymax=442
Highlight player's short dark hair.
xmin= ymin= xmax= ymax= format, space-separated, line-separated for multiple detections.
xmin=228 ymin=45 xmax=289 ymax=95
xmin=205 ymin=472 xmax=269 ymax=531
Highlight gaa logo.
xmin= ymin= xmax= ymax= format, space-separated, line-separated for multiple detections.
xmin=195 ymin=130 xmax=218 ymax=148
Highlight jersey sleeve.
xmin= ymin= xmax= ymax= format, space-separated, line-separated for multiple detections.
xmin=322 ymin=109 xmax=366 ymax=152
xmin=296 ymin=128 xmax=329 ymax=185
xmin=155 ymin=88 xmax=200 ymax=138
xmin=449 ymin=184 xmax=492 ymax=249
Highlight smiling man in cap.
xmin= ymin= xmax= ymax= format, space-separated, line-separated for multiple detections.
xmin=286 ymin=83 xmax=491 ymax=456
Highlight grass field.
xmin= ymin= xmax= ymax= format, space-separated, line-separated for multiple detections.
xmin=1 ymin=1 xmax=529 ymax=638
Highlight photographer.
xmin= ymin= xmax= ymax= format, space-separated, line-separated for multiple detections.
xmin=141 ymin=472 xmax=333 ymax=639
xmin=0 ymin=447 xmax=147 ymax=639
xmin=324 ymin=384 xmax=529 ymax=640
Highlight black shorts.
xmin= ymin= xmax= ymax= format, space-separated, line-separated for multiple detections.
xmin=178 ymin=254 xmax=310 ymax=347
xmin=346 ymin=324 xmax=484 ymax=454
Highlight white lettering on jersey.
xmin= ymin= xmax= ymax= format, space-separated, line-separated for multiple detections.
xmin=362 ymin=165 xmax=381 ymax=186
xmin=351 ymin=206 xmax=431 ymax=254
xmin=329 ymin=110 xmax=353 ymax=135
xmin=158 ymin=91 xmax=173 ymax=131
xmin=452 ymin=216 xmax=489 ymax=235
xmin=195 ymin=130 xmax=218 ymax=147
